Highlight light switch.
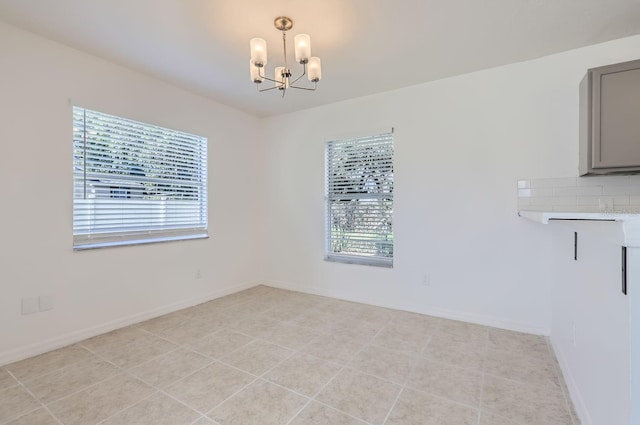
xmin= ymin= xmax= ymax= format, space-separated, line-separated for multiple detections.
xmin=21 ymin=297 xmax=39 ymax=315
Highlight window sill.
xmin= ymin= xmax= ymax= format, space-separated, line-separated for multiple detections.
xmin=325 ymin=254 xmax=393 ymax=268
xmin=73 ymin=233 xmax=208 ymax=250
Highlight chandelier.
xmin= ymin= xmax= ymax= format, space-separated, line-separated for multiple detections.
xmin=249 ymin=16 xmax=322 ymax=97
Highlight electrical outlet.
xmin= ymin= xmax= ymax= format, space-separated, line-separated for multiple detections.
xmin=195 ymin=269 xmax=202 ymax=279
xmin=39 ymin=296 xmax=53 ymax=312
xmin=422 ymin=273 xmax=431 ymax=286
xmin=21 ymin=297 xmax=39 ymax=315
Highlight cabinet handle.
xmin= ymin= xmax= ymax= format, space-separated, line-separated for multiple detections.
xmin=574 ymin=232 xmax=578 ymax=261
xmin=622 ymin=246 xmax=628 ymax=295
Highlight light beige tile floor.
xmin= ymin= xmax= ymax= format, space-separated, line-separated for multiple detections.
xmin=0 ymin=285 xmax=580 ymax=425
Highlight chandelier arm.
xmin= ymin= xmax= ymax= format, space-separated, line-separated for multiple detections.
xmin=256 ymin=85 xmax=281 ymax=92
xmin=289 ymin=63 xmax=307 ymax=85
xmin=260 ymin=76 xmax=283 ymax=84
xmin=257 ymin=67 xmax=283 ymax=85
xmin=288 ymin=84 xmax=317 ymax=91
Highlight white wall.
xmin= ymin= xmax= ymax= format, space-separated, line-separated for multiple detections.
xmin=257 ymin=35 xmax=640 ymax=334
xmin=548 ymin=221 xmax=633 ymax=425
xmin=0 ymin=22 xmax=261 ymax=364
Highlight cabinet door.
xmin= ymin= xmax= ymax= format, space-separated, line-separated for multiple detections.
xmin=593 ymin=63 xmax=640 ymax=168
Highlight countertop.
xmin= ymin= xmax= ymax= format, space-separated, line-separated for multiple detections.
xmin=519 ymin=209 xmax=640 ymax=247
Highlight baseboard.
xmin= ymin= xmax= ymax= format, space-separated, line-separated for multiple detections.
xmin=549 ymin=335 xmax=592 ymax=425
xmin=264 ymin=280 xmax=550 ymax=336
xmin=0 ymin=281 xmax=260 ymax=366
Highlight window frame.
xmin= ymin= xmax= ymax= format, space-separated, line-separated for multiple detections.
xmin=324 ymin=131 xmax=394 ymax=268
xmin=72 ymin=106 xmax=208 ymax=250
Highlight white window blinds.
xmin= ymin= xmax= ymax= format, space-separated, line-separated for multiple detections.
xmin=73 ymin=107 xmax=208 ymax=249
xmin=325 ymin=132 xmax=394 ymax=267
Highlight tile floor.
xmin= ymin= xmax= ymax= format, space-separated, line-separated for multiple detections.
xmin=0 ymin=286 xmax=579 ymax=425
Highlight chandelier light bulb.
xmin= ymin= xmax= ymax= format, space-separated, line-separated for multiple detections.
xmin=274 ymin=66 xmax=286 ymax=88
xmin=250 ymin=38 xmax=267 ymax=67
xmin=308 ymin=57 xmax=322 ymax=82
xmin=294 ymin=34 xmax=311 ymax=64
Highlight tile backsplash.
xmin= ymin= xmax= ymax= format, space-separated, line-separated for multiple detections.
xmin=518 ymin=175 xmax=640 ymax=213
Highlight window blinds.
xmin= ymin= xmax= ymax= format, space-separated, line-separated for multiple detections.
xmin=73 ymin=107 xmax=208 ymax=249
xmin=325 ymin=132 xmax=394 ymax=266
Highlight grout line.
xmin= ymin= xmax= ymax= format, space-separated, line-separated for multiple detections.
xmin=310 ymin=400 xmax=373 ymax=425
xmin=281 ymin=321 xmax=390 ymax=425
xmin=105 ymin=350 xmax=258 ymax=423
xmin=93 ymin=390 xmax=162 ymax=425
xmin=4 ymin=369 xmax=65 ymax=425
xmin=0 ymin=405 xmax=47 ymax=425
xmin=62 ymin=348 xmax=170 ymax=424
xmin=202 ymin=376 xmax=261 ymax=419
xmin=201 ymin=336 xmax=305 ymax=419
xmin=383 ymin=326 xmax=451 ymax=424
xmin=294 ymin=321 xmax=390 ymax=425
xmin=403 ymin=384 xmax=485 ymax=412
xmin=478 ymin=410 xmax=529 ymax=425
xmin=0 ymin=370 xmax=20 ymax=392
xmin=81 ymin=344 xmax=224 ymax=424
xmin=257 ymin=376 xmax=312 ymax=400
xmin=481 ymin=370 xmax=562 ymax=389
xmin=79 ymin=345 xmax=224 ymax=423
xmin=8 ymin=355 xmax=96 ymax=388
xmin=35 ymin=404 xmax=66 ymax=425
xmin=380 ymin=328 xmax=435 ymax=424
xmin=4 ymin=344 xmax=96 ymax=385
xmin=205 ymin=337 xmax=308 ymax=423
xmin=37 ymin=372 xmax=123 ymax=407
xmin=121 ymin=345 xmax=185 ymax=370
xmin=188 ymin=330 xmax=257 ymax=357
xmin=129 ymin=368 xmax=214 ymax=415
xmin=157 ymin=387 xmax=209 ymax=416
xmin=11 ymin=347 xmax=131 ymax=406
xmin=381 ymin=387 xmax=405 ymax=425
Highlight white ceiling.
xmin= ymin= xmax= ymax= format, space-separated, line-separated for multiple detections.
xmin=1 ymin=0 xmax=640 ymax=117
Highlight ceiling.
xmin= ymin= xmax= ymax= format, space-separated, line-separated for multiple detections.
xmin=1 ymin=0 xmax=640 ymax=117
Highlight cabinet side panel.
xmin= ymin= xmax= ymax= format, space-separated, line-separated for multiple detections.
xmin=550 ymin=222 xmax=630 ymax=425
xmin=630 ymin=248 xmax=640 ymax=425
xmin=579 ymin=72 xmax=592 ymax=176
xmin=598 ymin=68 xmax=640 ymax=168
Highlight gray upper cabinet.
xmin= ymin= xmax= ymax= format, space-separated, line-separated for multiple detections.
xmin=580 ymin=59 xmax=640 ymax=175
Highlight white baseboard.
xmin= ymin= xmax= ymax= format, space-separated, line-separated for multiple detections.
xmin=0 ymin=281 xmax=260 ymax=366
xmin=264 ymin=280 xmax=550 ymax=336
xmin=549 ymin=335 xmax=591 ymax=425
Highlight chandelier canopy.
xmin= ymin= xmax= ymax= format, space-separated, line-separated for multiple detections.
xmin=249 ymin=17 xmax=322 ymax=97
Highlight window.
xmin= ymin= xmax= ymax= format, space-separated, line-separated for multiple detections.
xmin=325 ymin=131 xmax=394 ymax=267
xmin=73 ymin=107 xmax=208 ymax=249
